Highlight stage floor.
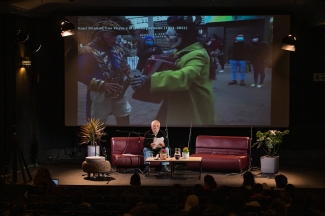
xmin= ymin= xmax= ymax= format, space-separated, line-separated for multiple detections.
xmin=13 ymin=157 xmax=325 ymax=189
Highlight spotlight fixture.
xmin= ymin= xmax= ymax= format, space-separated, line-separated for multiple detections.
xmin=61 ymin=18 xmax=75 ymax=37
xmin=16 ymin=30 xmax=42 ymax=52
xmin=22 ymin=57 xmax=31 ymax=68
xmin=281 ymin=34 xmax=296 ymax=52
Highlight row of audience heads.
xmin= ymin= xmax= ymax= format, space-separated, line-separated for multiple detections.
xmin=26 ymin=167 xmax=324 ymax=216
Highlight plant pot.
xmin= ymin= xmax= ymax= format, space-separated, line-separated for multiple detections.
xmin=182 ymin=152 xmax=189 ymax=159
xmin=87 ymin=145 xmax=100 ymax=157
xmin=260 ymin=156 xmax=279 ymax=174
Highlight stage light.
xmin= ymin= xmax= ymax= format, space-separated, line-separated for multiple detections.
xmin=16 ymin=30 xmax=42 ymax=52
xmin=61 ymin=18 xmax=75 ymax=37
xmin=22 ymin=57 xmax=31 ymax=68
xmin=282 ymin=34 xmax=296 ymax=52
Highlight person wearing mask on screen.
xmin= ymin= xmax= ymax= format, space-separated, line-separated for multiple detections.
xmin=130 ymin=16 xmax=216 ymax=126
xmin=78 ymin=17 xmax=132 ymax=125
xmin=250 ymin=36 xmax=269 ymax=88
xmin=136 ymin=35 xmax=163 ymax=72
xmin=228 ymin=33 xmax=251 ymax=86
xmin=142 ymin=120 xmax=170 ymax=175
xmin=207 ymin=34 xmax=225 ymax=73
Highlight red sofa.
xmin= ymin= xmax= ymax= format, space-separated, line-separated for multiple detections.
xmin=110 ymin=137 xmax=161 ymax=171
xmin=187 ymin=135 xmax=251 ymax=172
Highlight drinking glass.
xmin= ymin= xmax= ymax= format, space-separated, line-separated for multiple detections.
xmin=149 ymin=151 xmax=154 ymax=158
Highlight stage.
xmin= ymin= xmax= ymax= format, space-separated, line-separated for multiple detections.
xmin=12 ymin=156 xmax=325 ymax=189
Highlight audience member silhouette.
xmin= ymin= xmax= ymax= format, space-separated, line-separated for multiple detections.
xmin=226 ymin=191 xmax=246 ymax=215
xmin=268 ymin=198 xmax=287 ymax=216
xmin=274 ymin=174 xmax=288 ymax=189
xmin=188 ymin=205 xmax=202 ymax=216
xmin=121 ymin=193 xmax=158 ymax=215
xmin=165 ymin=207 xmax=181 ymax=216
xmin=262 ymin=208 xmax=277 ymax=215
xmin=203 ymin=187 xmax=227 ymax=216
xmin=63 ymin=190 xmax=95 ymax=213
xmin=277 ymin=190 xmax=300 ymax=214
xmin=192 ymin=184 xmax=205 ymax=197
xmin=304 ymin=193 xmax=325 ymax=215
xmin=242 ymin=171 xmax=255 ymax=189
xmin=250 ymin=183 xmax=271 ymax=199
xmin=284 ymin=183 xmax=296 ymax=198
xmin=165 ymin=183 xmax=184 ymax=204
xmin=248 ymin=183 xmax=272 ymax=211
xmin=129 ymin=205 xmax=150 ymax=216
xmin=32 ymin=167 xmax=57 ymax=194
xmin=203 ymin=174 xmax=217 ymax=196
xmin=120 ymin=173 xmax=151 ymax=203
xmin=28 ymin=182 xmax=59 ymax=203
xmin=4 ymin=195 xmax=28 ymax=216
xmin=0 ymin=177 xmax=4 ymax=200
xmin=184 ymin=194 xmax=199 ymax=212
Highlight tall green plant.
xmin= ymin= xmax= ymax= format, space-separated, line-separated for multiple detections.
xmin=79 ymin=118 xmax=107 ymax=146
xmin=252 ymin=130 xmax=290 ymax=156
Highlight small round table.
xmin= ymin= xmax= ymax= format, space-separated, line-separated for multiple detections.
xmin=82 ymin=156 xmax=111 ymax=178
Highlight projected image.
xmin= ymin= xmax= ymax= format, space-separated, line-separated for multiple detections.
xmin=76 ymin=15 xmax=273 ymax=126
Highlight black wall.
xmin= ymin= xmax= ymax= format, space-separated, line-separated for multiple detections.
xmin=1 ymin=11 xmax=325 ymax=171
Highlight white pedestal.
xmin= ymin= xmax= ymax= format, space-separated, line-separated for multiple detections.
xmin=87 ymin=146 xmax=100 ymax=157
xmin=260 ymin=156 xmax=279 ymax=174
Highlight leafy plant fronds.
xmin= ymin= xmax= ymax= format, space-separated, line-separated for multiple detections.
xmin=79 ymin=118 xmax=107 ymax=145
xmin=252 ymin=130 xmax=289 ymax=157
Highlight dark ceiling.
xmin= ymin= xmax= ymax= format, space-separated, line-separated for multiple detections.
xmin=1 ymin=0 xmax=325 ymax=26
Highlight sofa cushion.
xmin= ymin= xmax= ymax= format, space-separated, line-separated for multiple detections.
xmin=187 ymin=154 xmax=249 ymax=171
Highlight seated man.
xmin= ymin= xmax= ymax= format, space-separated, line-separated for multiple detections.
xmin=143 ymin=120 xmax=170 ymax=174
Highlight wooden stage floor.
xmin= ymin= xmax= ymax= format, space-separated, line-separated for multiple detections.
xmin=13 ymin=156 xmax=325 ymax=189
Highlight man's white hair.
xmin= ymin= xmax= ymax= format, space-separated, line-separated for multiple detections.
xmin=151 ymin=120 xmax=160 ymax=126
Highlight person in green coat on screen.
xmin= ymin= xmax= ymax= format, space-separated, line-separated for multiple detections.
xmin=131 ymin=16 xmax=216 ymax=126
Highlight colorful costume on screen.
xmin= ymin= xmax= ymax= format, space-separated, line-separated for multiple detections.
xmin=78 ymin=18 xmax=132 ymax=125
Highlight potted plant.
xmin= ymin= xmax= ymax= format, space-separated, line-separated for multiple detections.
xmin=182 ymin=147 xmax=190 ymax=159
xmin=252 ymin=129 xmax=290 ymax=173
xmin=79 ymin=118 xmax=107 ymax=157
xmin=160 ymin=149 xmax=167 ymax=160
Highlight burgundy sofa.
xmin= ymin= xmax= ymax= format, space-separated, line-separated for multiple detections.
xmin=187 ymin=135 xmax=251 ymax=172
xmin=110 ymin=137 xmax=160 ymax=171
